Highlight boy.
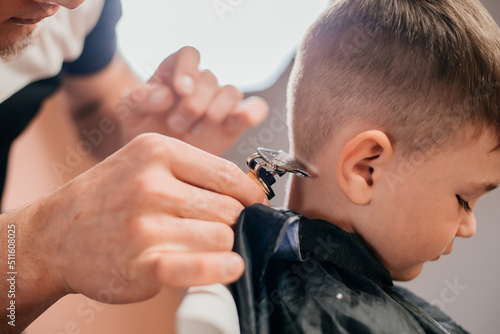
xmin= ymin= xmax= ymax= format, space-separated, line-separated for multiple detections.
xmin=231 ymin=0 xmax=500 ymax=333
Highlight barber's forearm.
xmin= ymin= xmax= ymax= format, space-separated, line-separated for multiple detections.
xmin=0 ymin=197 xmax=66 ymax=333
xmin=64 ymin=53 xmax=142 ymax=161
xmin=71 ymin=100 xmax=125 ymax=161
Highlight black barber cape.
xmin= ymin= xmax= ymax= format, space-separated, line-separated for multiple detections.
xmin=231 ymin=204 xmax=469 ymax=334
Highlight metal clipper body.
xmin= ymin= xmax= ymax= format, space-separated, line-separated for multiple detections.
xmin=246 ymin=148 xmax=310 ymax=200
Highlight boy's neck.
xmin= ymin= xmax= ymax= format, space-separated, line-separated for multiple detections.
xmin=286 ymin=176 xmax=306 ymax=213
xmin=286 ymin=175 xmax=355 ymax=233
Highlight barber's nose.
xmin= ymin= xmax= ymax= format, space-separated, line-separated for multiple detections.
xmin=34 ymin=0 xmax=85 ymax=10
xmin=456 ymin=213 xmax=477 ymax=238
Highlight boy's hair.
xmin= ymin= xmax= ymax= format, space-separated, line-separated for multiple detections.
xmin=288 ymin=0 xmax=500 ymax=161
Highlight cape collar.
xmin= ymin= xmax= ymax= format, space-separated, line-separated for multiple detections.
xmin=298 ymin=218 xmax=393 ymax=287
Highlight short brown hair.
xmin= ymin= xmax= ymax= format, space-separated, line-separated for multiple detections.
xmin=288 ymin=0 xmax=500 ymax=161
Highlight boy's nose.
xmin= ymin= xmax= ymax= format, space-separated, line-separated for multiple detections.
xmin=456 ymin=213 xmax=477 ymax=238
xmin=33 ymin=0 xmax=85 ymax=10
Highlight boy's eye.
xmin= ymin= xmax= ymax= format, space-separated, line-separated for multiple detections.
xmin=456 ymin=195 xmax=472 ymax=213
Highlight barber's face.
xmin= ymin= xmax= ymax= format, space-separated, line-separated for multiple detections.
xmin=0 ymin=0 xmax=84 ymax=59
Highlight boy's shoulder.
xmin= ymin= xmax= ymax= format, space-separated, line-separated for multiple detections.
xmin=231 ymin=204 xmax=469 ymax=334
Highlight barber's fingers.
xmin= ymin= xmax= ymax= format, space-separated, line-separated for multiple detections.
xmin=203 ymin=85 xmax=243 ymax=124
xmin=125 ymin=83 xmax=176 ymax=114
xmin=135 ymin=173 xmax=246 ymax=225
xmin=136 ymin=218 xmax=236 ymax=252
xmin=150 ymin=46 xmax=201 ymax=97
xmin=156 ymin=180 xmax=245 ymax=226
xmin=176 ymin=95 xmax=270 ymax=156
xmin=159 ymin=139 xmax=268 ymax=207
xmin=125 ymin=134 xmax=268 ymax=207
xmin=172 ymin=47 xmax=201 ymax=96
xmin=138 ymin=251 xmax=245 ymax=288
xmin=167 ymin=70 xmax=219 ymax=134
xmin=222 ymin=96 xmax=270 ymax=133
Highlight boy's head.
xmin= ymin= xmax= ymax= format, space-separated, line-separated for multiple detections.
xmin=286 ymin=0 xmax=500 ymax=281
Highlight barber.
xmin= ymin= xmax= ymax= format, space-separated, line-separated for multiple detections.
xmin=0 ymin=0 xmax=269 ymax=332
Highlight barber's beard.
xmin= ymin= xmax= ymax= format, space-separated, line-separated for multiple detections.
xmin=0 ymin=24 xmax=42 ymax=62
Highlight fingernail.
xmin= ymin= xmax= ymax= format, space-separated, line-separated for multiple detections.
xmin=224 ymin=256 xmax=242 ymax=278
xmin=168 ymin=114 xmax=188 ymax=133
xmin=179 ymin=75 xmax=194 ymax=95
xmin=149 ymin=89 xmax=168 ymax=106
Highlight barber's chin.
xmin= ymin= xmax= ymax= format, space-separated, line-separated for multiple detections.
xmin=0 ymin=24 xmax=41 ymax=61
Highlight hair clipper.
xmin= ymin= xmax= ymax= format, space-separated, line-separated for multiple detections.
xmin=246 ymin=148 xmax=310 ymax=200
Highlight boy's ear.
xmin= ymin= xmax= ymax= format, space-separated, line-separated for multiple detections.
xmin=337 ymin=130 xmax=394 ymax=205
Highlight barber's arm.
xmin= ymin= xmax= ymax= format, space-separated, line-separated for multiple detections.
xmin=62 ymin=46 xmax=269 ymax=158
xmin=0 ymin=135 xmax=268 ymax=333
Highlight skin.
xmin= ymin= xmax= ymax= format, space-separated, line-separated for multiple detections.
xmin=1 ymin=0 xmax=269 ymax=157
xmin=0 ymin=0 xmax=270 ymax=332
xmin=65 ymin=49 xmax=269 ymax=159
xmin=288 ymin=127 xmax=500 ymax=281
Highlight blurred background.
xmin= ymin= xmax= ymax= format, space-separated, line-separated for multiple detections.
xmin=3 ymin=0 xmax=498 ymax=333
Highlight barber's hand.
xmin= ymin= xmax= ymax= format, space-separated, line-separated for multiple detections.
xmin=119 ymin=46 xmax=269 ymax=156
xmin=34 ymin=134 xmax=268 ymax=304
